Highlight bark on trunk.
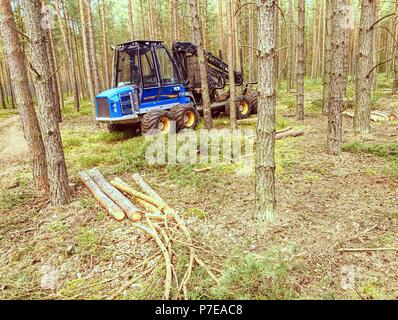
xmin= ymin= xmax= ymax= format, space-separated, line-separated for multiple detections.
xmin=287 ymin=0 xmax=293 ymax=93
xmin=0 ymin=0 xmax=49 ymax=193
xmin=218 ymin=0 xmax=224 ymax=58
xmin=128 ymin=0 xmax=135 ymax=40
xmin=189 ymin=0 xmax=213 ymax=129
xmin=227 ymin=0 xmax=237 ymax=130
xmin=354 ymin=0 xmax=377 ymax=136
xmin=327 ymin=0 xmax=346 ymax=155
xmin=296 ymin=0 xmax=305 ymax=120
xmin=22 ymin=0 xmax=71 ymax=205
xmin=255 ymin=0 xmax=277 ymax=222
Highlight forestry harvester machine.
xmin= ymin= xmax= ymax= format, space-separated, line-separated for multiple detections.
xmin=95 ymin=40 xmax=258 ymax=133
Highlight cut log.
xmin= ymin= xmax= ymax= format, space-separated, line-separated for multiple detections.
xmin=275 ymin=130 xmax=305 ymax=140
xmin=110 ymin=178 xmax=161 ymax=214
xmin=79 ymin=171 xmax=125 ymax=220
xmin=88 ymin=168 xmax=142 ymax=221
xmin=111 ymin=177 xmax=166 ymax=211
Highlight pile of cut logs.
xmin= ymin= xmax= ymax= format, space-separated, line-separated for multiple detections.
xmin=79 ymin=169 xmax=218 ymax=299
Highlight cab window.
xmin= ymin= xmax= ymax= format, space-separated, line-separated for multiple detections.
xmin=140 ymin=48 xmax=158 ymax=88
xmin=155 ymin=47 xmax=179 ymax=85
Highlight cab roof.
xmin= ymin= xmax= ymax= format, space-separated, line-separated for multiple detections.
xmin=117 ymin=40 xmax=164 ymax=47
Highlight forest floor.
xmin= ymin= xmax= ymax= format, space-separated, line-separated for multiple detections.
xmin=0 ymin=77 xmax=397 ymax=300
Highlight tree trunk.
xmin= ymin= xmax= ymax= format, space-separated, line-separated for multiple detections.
xmin=79 ymin=0 xmax=95 ymax=107
xmin=128 ymin=0 xmax=135 ymax=40
xmin=393 ymin=0 xmax=398 ymax=92
xmin=255 ymin=0 xmax=277 ymax=222
xmin=287 ymin=0 xmax=293 ymax=93
xmin=323 ymin=0 xmax=332 ymax=114
xmin=21 ymin=0 xmax=71 ymax=205
xmin=189 ymin=0 xmax=213 ymax=129
xmin=87 ymin=0 xmax=101 ymax=94
xmin=100 ymin=0 xmax=110 ymax=89
xmin=54 ymin=0 xmax=80 ymax=112
xmin=227 ymin=0 xmax=237 ymax=130
xmin=296 ymin=0 xmax=305 ymax=120
xmin=0 ymin=0 xmax=48 ymax=193
xmin=327 ymin=0 xmax=346 ymax=155
xmin=354 ymin=0 xmax=376 ymax=136
xmin=0 ymin=70 xmax=6 ymax=109
xmin=148 ymin=0 xmax=155 ymax=39
xmin=218 ymin=0 xmax=224 ymax=58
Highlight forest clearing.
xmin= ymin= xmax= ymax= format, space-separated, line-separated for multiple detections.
xmin=0 ymin=77 xmax=397 ymax=299
xmin=0 ymin=0 xmax=397 ymax=302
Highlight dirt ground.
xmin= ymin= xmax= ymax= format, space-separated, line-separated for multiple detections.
xmin=0 ymin=89 xmax=397 ymax=300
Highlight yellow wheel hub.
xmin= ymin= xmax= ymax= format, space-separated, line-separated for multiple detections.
xmin=183 ymin=111 xmax=195 ymax=128
xmin=158 ymin=116 xmax=171 ymax=134
xmin=239 ymin=101 xmax=249 ymax=115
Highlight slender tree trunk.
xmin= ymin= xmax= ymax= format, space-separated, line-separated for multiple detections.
xmin=234 ymin=0 xmax=242 ymax=73
xmin=227 ymin=0 xmax=237 ymax=130
xmin=255 ymin=0 xmax=277 ymax=222
xmin=0 ymin=70 xmax=6 ymax=109
xmin=287 ymin=0 xmax=293 ymax=93
xmin=354 ymin=0 xmax=376 ymax=136
xmin=100 ymin=0 xmax=110 ymax=89
xmin=393 ymin=0 xmax=398 ymax=92
xmin=148 ymin=0 xmax=155 ymax=39
xmin=87 ymin=0 xmax=100 ymax=94
xmin=54 ymin=0 xmax=80 ymax=112
xmin=189 ymin=0 xmax=213 ymax=129
xmin=323 ymin=0 xmax=332 ymax=113
xmin=79 ymin=0 xmax=95 ymax=107
xmin=128 ymin=0 xmax=135 ymax=39
xmin=327 ymin=0 xmax=346 ymax=155
xmin=296 ymin=0 xmax=305 ymax=120
xmin=218 ymin=0 xmax=224 ymax=58
xmin=0 ymin=0 xmax=48 ymax=193
xmin=49 ymin=29 xmax=64 ymax=111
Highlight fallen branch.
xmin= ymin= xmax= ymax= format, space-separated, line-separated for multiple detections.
xmin=88 ymin=169 xmax=142 ymax=221
xmin=338 ymin=247 xmax=398 ymax=253
xmin=275 ymin=130 xmax=304 ymax=140
xmin=79 ymin=172 xmax=125 ymax=220
xmin=134 ymin=222 xmax=172 ymax=300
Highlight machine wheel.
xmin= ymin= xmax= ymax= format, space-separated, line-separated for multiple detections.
xmin=225 ymin=95 xmax=252 ymax=119
xmin=245 ymin=90 xmax=259 ymax=114
xmin=141 ymin=109 xmax=176 ymax=135
xmin=170 ymin=104 xmax=199 ymax=131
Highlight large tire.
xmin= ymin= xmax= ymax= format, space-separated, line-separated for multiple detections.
xmin=170 ymin=104 xmax=199 ymax=131
xmin=224 ymin=95 xmax=252 ymax=119
xmin=246 ymin=90 xmax=259 ymax=114
xmin=141 ymin=109 xmax=176 ymax=135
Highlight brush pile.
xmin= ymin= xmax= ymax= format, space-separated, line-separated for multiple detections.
xmin=79 ymin=168 xmax=219 ymax=299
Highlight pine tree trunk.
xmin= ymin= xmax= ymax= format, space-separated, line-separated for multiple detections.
xmin=189 ymin=0 xmax=213 ymax=129
xmin=79 ymin=0 xmax=95 ymax=107
xmin=323 ymin=0 xmax=332 ymax=114
xmin=287 ymin=0 xmax=293 ymax=93
xmin=128 ymin=0 xmax=135 ymax=40
xmin=227 ymin=0 xmax=237 ymax=130
xmin=87 ymin=0 xmax=101 ymax=94
xmin=0 ymin=70 xmax=6 ymax=109
xmin=296 ymin=0 xmax=305 ymax=120
xmin=0 ymin=0 xmax=49 ymax=193
xmin=218 ymin=0 xmax=224 ymax=58
xmin=393 ymin=0 xmax=398 ymax=92
xmin=49 ymin=29 xmax=64 ymax=111
xmin=148 ymin=0 xmax=155 ymax=39
xmin=354 ymin=0 xmax=376 ymax=136
xmin=54 ymin=0 xmax=80 ymax=112
xmin=327 ymin=0 xmax=346 ymax=155
xmin=255 ymin=0 xmax=277 ymax=222
xmin=100 ymin=0 xmax=110 ymax=89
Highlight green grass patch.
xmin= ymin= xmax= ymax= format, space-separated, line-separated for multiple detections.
xmin=0 ymin=108 xmax=18 ymax=120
